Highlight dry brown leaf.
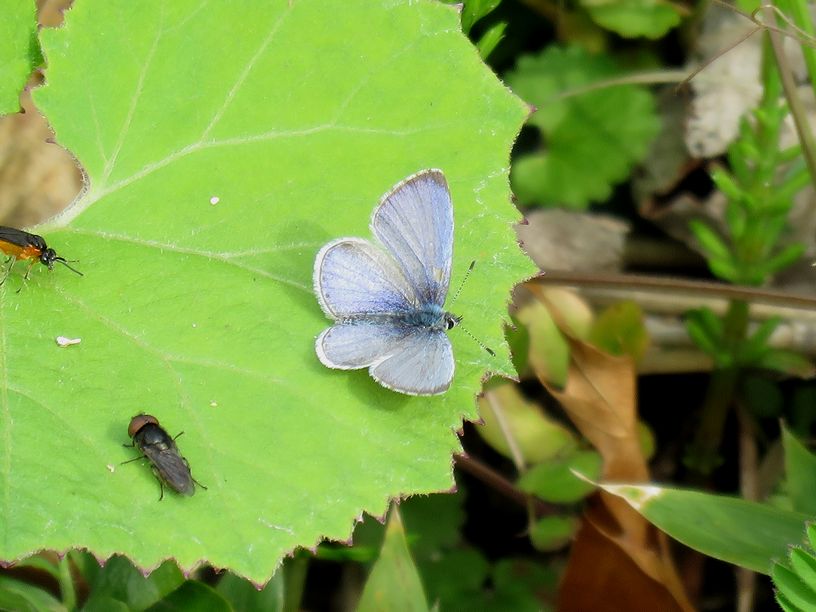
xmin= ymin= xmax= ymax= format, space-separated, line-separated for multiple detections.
xmin=0 ymin=0 xmax=81 ymax=227
xmin=557 ymin=511 xmax=692 ymax=612
xmin=0 ymin=87 xmax=82 ymax=227
xmin=525 ymin=286 xmax=692 ymax=610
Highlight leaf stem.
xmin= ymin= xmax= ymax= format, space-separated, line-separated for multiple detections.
xmin=454 ymin=453 xmax=555 ymax=515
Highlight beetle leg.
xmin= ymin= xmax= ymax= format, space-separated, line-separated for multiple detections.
xmin=22 ymin=259 xmax=35 ymax=281
xmin=15 ymin=260 xmax=36 ymax=293
xmin=0 ymin=258 xmax=14 ymax=287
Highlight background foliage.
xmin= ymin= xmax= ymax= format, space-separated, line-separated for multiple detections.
xmin=1 ymin=0 xmax=816 ymax=610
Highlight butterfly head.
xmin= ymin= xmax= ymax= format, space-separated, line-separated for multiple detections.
xmin=445 ymin=312 xmax=462 ymax=330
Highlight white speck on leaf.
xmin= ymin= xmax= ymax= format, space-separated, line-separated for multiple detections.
xmin=55 ymin=336 xmax=82 ymax=347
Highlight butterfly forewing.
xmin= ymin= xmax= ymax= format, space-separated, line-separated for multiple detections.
xmin=314 ymin=237 xmax=418 ymax=318
xmin=371 ymin=169 xmax=453 ymax=307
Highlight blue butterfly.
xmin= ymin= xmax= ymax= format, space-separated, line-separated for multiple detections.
xmin=313 ymin=169 xmax=459 ymax=395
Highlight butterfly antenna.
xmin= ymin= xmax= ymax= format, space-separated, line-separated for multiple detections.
xmin=449 ymin=261 xmax=495 ymax=356
xmin=55 ymin=257 xmax=84 ymax=277
xmin=450 ymin=260 xmax=475 ymax=305
xmin=458 ymin=321 xmax=495 ymax=356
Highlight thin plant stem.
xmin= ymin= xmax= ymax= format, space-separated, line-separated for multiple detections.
xmin=685 ymin=300 xmax=750 ymax=472
xmin=774 ymin=0 xmax=816 ymax=102
xmin=763 ymin=2 xmax=816 ymax=186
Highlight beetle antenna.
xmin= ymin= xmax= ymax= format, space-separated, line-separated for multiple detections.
xmin=55 ymin=257 xmax=84 ymax=276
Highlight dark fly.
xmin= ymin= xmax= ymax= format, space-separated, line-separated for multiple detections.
xmin=0 ymin=226 xmax=83 ymax=287
xmin=123 ymin=414 xmax=206 ymax=499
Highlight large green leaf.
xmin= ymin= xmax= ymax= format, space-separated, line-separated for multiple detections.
xmin=6 ymin=0 xmax=531 ymax=583
xmin=0 ymin=0 xmax=40 ymax=113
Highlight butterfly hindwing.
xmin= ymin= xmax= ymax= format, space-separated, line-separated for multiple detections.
xmin=316 ymin=322 xmax=412 ymax=370
xmin=370 ymin=328 xmax=454 ymax=396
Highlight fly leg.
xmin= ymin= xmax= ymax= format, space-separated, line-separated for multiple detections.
xmin=120 ymin=451 xmax=146 ymax=466
xmin=183 ymin=457 xmax=208 ymax=491
xmin=121 ymin=441 xmax=146 ymax=465
xmin=150 ymin=466 xmax=165 ymax=501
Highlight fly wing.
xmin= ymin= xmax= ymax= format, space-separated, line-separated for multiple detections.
xmin=142 ymin=445 xmax=194 ymax=495
xmin=371 ymin=169 xmax=453 ymax=307
xmin=316 ymin=321 xmax=411 ymax=370
xmin=370 ymin=328 xmax=454 ymax=396
xmin=314 ymin=237 xmax=418 ymax=319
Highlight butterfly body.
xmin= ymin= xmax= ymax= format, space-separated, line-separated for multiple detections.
xmin=339 ymin=304 xmax=459 ymax=331
xmin=313 ymin=169 xmax=459 ymax=396
xmin=396 ymin=304 xmax=459 ymax=331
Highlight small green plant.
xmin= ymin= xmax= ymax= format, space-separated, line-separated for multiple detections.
xmin=684 ymin=4 xmax=816 ymax=472
xmin=773 ymin=524 xmax=816 ymax=612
